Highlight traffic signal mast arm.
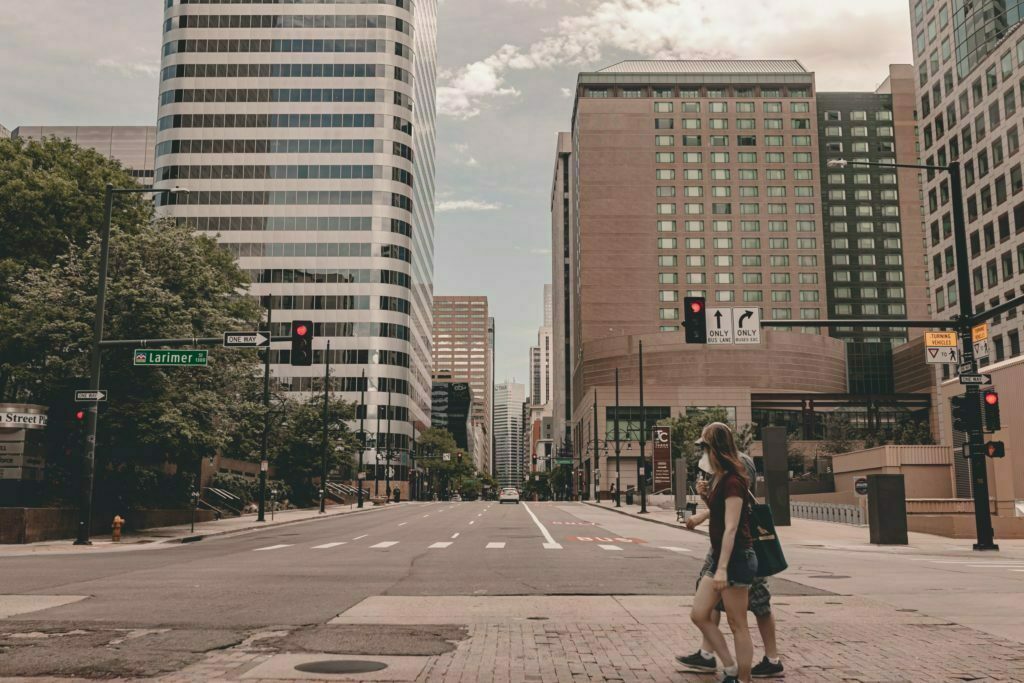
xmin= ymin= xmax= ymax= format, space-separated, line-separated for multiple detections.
xmin=100 ymin=336 xmax=290 ymax=347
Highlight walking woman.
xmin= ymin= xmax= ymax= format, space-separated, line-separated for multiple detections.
xmin=688 ymin=422 xmax=757 ymax=683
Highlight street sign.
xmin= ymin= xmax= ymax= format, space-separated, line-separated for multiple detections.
xmin=959 ymin=374 xmax=991 ymax=385
xmin=442 ymin=453 xmax=451 ymax=461
xmin=733 ymin=308 xmax=761 ymax=345
xmin=974 ymin=339 xmax=990 ymax=358
xmin=925 ymin=332 xmax=958 ymax=348
xmin=958 ymin=362 xmax=974 ymax=374
xmin=972 ymin=323 xmax=989 ymax=343
xmin=357 ymin=472 xmax=366 ymax=480
xmin=223 ymin=331 xmax=270 ymax=348
xmin=926 ymin=347 xmax=959 ymax=364
xmin=854 ymin=477 xmax=868 ymax=496
xmin=74 ymin=390 xmax=107 ymax=402
xmin=133 ymin=349 xmax=208 ymax=367
xmin=706 ymin=308 xmax=734 ymax=345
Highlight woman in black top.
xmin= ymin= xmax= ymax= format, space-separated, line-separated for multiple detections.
xmin=688 ymin=422 xmax=758 ymax=683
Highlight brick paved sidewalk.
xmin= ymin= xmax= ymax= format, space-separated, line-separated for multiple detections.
xmin=162 ymin=595 xmax=1024 ymax=682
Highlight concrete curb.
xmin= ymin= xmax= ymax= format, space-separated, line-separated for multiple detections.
xmin=583 ymin=501 xmax=709 ymax=536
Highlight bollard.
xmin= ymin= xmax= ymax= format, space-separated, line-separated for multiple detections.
xmin=111 ymin=515 xmax=124 ymax=542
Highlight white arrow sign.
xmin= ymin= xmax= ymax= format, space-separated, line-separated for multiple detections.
xmin=223 ymin=331 xmax=270 ymax=348
xmin=706 ymin=308 xmax=734 ymax=345
xmin=75 ymin=390 xmax=108 ymax=402
xmin=733 ymin=308 xmax=761 ymax=345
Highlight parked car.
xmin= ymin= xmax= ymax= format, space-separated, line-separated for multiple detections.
xmin=450 ymin=494 xmax=462 ymax=502
xmin=499 ymin=488 xmax=520 ymax=504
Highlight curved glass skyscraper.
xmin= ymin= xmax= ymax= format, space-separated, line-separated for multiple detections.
xmin=155 ymin=0 xmax=436 ymax=486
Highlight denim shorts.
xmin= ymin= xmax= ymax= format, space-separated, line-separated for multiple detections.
xmin=698 ymin=549 xmax=772 ymax=615
xmin=706 ymin=547 xmax=758 ymax=588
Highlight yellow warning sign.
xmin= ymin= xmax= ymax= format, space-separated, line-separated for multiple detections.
xmin=925 ymin=332 xmax=958 ymax=348
xmin=972 ymin=324 xmax=989 ymax=343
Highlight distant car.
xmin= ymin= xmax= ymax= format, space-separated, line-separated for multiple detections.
xmin=499 ymin=488 xmax=520 ymax=504
xmin=450 ymin=494 xmax=462 ymax=502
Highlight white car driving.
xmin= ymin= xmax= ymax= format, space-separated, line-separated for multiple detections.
xmin=499 ymin=488 xmax=520 ymax=504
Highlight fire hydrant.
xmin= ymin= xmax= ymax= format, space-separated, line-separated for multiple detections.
xmin=111 ymin=515 xmax=124 ymax=542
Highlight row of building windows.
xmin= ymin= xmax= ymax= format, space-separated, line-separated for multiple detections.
xmin=654 ymin=168 xmax=815 ymax=181
xmin=655 ymin=117 xmax=813 ymax=129
xmin=658 ymin=303 xmax=824 ymax=318
xmin=171 ymin=0 xmax=412 ymax=6
xmin=659 ymin=255 xmax=819 ymax=273
xmin=653 ymin=238 xmax=818 ymax=251
xmin=827 ymin=173 xmax=898 ymax=185
xmin=585 ymin=86 xmax=811 ymax=99
xmin=825 ymin=189 xmax=900 ymax=201
xmin=829 ymin=221 xmax=902 ymax=234
xmin=656 ymin=186 xmax=816 ymax=198
xmin=658 ymin=275 xmax=821 ymax=290
xmin=258 ymin=294 xmax=410 ymax=314
xmin=158 ymin=113 xmax=411 ymax=133
xmin=654 ymin=151 xmax=814 ymax=164
xmin=156 ymin=164 xmax=413 ymax=185
xmin=162 ymin=38 xmax=412 ymax=58
xmin=272 ymin=374 xmax=409 ymax=395
xmin=923 ymin=83 xmax=1022 ymax=153
xmin=827 ymin=205 xmax=901 ymax=218
xmin=652 ymin=101 xmax=811 ymax=114
xmin=266 ymin=348 xmax=410 ymax=368
xmin=245 ymin=267 xmax=410 ymax=286
xmin=269 ymin=321 xmax=411 ymax=343
xmin=823 ymin=110 xmax=893 ymax=122
xmin=225 ymin=241 xmax=410 ymax=259
xmin=168 ymin=14 xmax=411 ymax=34
xmin=157 ymin=190 xmax=412 ymax=209
xmin=654 ymin=203 xmax=818 ymax=215
xmin=654 ymin=134 xmax=817 ymax=146
xmin=656 ymin=220 xmax=818 ymax=232
xmin=161 ymin=62 xmax=411 ymax=84
xmin=823 ymin=125 xmax=895 ymax=137
xmin=157 ymin=137 xmax=413 ymax=159
xmin=177 ymin=216 xmax=411 ymax=236
xmin=158 ymin=88 xmax=412 ymax=109
xmin=823 ymin=141 xmax=897 ymax=154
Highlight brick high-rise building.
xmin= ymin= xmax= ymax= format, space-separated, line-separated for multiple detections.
xmin=431 ymin=296 xmax=492 ymax=470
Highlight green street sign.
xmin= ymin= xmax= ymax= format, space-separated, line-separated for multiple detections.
xmin=133 ymin=349 xmax=208 ymax=367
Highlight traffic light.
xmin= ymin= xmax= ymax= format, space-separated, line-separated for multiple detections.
xmin=290 ymin=320 xmax=313 ymax=366
xmin=74 ymin=409 xmax=86 ymax=422
xmin=985 ymin=441 xmax=1006 ymax=458
xmin=683 ymin=297 xmax=707 ymax=344
xmin=982 ymin=389 xmax=1001 ymax=432
xmin=457 ymin=452 xmax=463 ymax=464
xmin=950 ymin=395 xmax=978 ymax=433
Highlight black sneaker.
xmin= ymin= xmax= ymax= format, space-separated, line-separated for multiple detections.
xmin=751 ymin=656 xmax=785 ymax=678
xmin=675 ymin=650 xmax=717 ymax=672
xmin=720 ymin=676 xmax=739 ymax=683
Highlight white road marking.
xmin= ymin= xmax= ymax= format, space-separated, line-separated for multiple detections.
xmin=398 ymin=522 xmax=407 ymax=526
xmin=429 ymin=542 xmax=453 ymax=549
xmin=312 ymin=542 xmax=346 ymax=549
xmin=486 ymin=542 xmax=505 ymax=549
xmin=451 ymin=533 xmax=460 ymax=539
xmin=658 ymin=546 xmax=692 ymax=553
xmin=253 ymin=544 xmax=291 ymax=552
xmin=353 ymin=535 xmax=368 ymax=540
xmin=598 ymin=544 xmax=622 ymax=551
xmin=521 ymin=502 xmax=562 ymax=550
xmin=370 ymin=542 xmax=399 ymax=549
xmin=469 ymin=520 xmax=475 ymax=525
xmin=423 ymin=514 xmax=430 ymax=518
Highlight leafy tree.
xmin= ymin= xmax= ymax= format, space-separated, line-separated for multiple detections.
xmin=522 ymin=471 xmax=552 ymax=501
xmin=657 ymin=407 xmax=755 ymax=483
xmin=272 ymin=394 xmax=359 ymax=505
xmin=415 ymin=428 xmax=473 ymax=499
xmin=821 ymin=413 xmax=856 ymax=455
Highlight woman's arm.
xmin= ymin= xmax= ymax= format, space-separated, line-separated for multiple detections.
xmin=712 ymin=496 xmax=743 ymax=589
xmin=685 ymin=509 xmax=709 ymax=529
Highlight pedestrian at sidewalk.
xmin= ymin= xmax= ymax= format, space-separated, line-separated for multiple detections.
xmin=680 ymin=423 xmax=758 ymax=683
xmin=678 ymin=444 xmax=784 ymax=678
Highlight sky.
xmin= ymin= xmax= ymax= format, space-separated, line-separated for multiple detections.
xmin=0 ymin=0 xmax=914 ymax=388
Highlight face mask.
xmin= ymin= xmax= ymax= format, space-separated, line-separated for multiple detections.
xmin=698 ymin=453 xmax=713 ymax=475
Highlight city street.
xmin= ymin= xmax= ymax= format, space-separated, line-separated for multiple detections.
xmin=2 ymin=502 xmax=1022 ymax=681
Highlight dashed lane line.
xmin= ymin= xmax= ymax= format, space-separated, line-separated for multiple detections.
xmin=521 ymin=502 xmax=563 ymax=550
xmin=598 ymin=544 xmax=622 ymax=551
xmin=353 ymin=535 xmax=368 ymax=541
xmin=486 ymin=542 xmax=505 ymax=549
xmin=469 ymin=520 xmax=475 ymax=525
xmin=312 ymin=542 xmax=346 ymax=549
xmin=658 ymin=546 xmax=692 ymax=553
xmin=370 ymin=541 xmax=399 ymax=549
xmin=398 ymin=522 xmax=407 ymax=526
xmin=429 ymin=542 xmax=453 ymax=549
xmin=451 ymin=533 xmax=460 ymax=539
xmin=253 ymin=544 xmax=292 ymax=552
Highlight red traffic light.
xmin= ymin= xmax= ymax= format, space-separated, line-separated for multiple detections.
xmin=984 ymin=391 xmax=999 ymax=406
xmin=295 ymin=324 xmax=309 ymax=337
xmin=75 ymin=410 xmax=86 ymax=421
xmin=689 ymin=300 xmax=704 ymax=314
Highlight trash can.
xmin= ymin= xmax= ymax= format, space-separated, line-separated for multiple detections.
xmin=625 ymin=490 xmax=635 ymax=506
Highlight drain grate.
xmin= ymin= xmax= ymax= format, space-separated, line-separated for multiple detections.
xmin=295 ymin=660 xmax=388 ymax=675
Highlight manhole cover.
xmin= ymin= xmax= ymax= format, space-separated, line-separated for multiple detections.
xmin=295 ymin=660 xmax=388 ymax=674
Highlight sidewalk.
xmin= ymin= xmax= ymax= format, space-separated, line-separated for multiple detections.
xmin=586 ymin=499 xmax=1024 ymax=558
xmin=0 ymin=501 xmax=409 ymax=557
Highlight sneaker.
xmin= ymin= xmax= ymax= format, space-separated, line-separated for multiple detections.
xmin=751 ymin=656 xmax=785 ymax=678
xmin=719 ymin=676 xmax=739 ymax=683
xmin=675 ymin=650 xmax=717 ymax=672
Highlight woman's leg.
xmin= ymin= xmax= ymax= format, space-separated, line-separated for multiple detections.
xmin=689 ymin=576 xmax=736 ymax=670
xmin=721 ymin=585 xmax=753 ymax=681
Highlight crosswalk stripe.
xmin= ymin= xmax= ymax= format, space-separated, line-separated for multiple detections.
xmin=486 ymin=542 xmax=505 ymax=549
xmin=370 ymin=541 xmax=399 ymax=549
xmin=312 ymin=542 xmax=346 ymax=549
xmin=451 ymin=533 xmax=460 ymax=539
xmin=353 ymin=535 xmax=368 ymax=540
xmin=253 ymin=544 xmax=291 ymax=552
xmin=598 ymin=544 xmax=622 ymax=551
xmin=429 ymin=542 xmax=453 ymax=549
xmin=658 ymin=546 xmax=692 ymax=553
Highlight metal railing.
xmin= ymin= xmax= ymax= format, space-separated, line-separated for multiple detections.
xmin=791 ymin=501 xmax=865 ymax=526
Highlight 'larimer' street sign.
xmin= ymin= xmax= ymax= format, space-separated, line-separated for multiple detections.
xmin=133 ymin=349 xmax=208 ymax=367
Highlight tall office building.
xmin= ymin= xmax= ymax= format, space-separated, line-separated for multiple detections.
xmin=154 ymin=0 xmax=438 ymax=484
xmin=527 ymin=285 xmax=553 ymax=406
xmin=816 ymin=65 xmax=930 ymax=393
xmin=493 ymin=382 xmax=525 ymax=489
xmin=0 ymin=124 xmax=11 ymax=139
xmin=551 ymin=133 xmax=574 ymax=457
xmin=12 ymin=126 xmax=157 ymax=183
xmin=910 ymin=1 xmax=1024 ymax=366
xmin=431 ymin=296 xmax=492 ymax=469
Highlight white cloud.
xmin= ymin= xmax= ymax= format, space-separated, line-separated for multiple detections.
xmin=561 ymin=87 xmax=573 ymax=97
xmin=96 ymin=57 xmax=160 ymax=78
xmin=436 ymin=199 xmax=502 ymax=212
xmin=453 ymin=143 xmax=480 ymax=167
xmin=438 ymin=0 xmax=912 ymax=117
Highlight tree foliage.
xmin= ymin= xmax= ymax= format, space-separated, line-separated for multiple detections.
xmin=820 ymin=413 xmax=856 ymax=455
xmin=657 ymin=407 xmax=755 ymax=483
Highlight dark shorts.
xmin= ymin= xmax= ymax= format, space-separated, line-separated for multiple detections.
xmin=699 ymin=549 xmax=771 ymax=616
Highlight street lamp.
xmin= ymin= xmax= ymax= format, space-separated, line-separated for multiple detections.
xmin=827 ymin=157 xmax=997 ymax=551
xmin=75 ymin=183 xmax=188 ymax=546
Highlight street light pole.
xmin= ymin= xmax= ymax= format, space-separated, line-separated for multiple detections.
xmin=638 ymin=340 xmax=648 ymax=514
xmin=75 ymin=183 xmax=186 ymax=546
xmin=357 ymin=369 xmax=365 ymax=508
xmin=385 ymin=389 xmax=392 ymax=502
xmin=257 ymin=301 xmax=272 ymax=522
xmin=614 ymin=368 xmax=621 ymax=508
xmin=320 ymin=340 xmax=330 ymax=514
xmin=593 ymin=388 xmax=599 ymax=503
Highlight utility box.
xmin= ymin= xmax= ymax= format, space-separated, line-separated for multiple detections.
xmin=761 ymin=427 xmax=790 ymax=526
xmin=867 ymin=474 xmax=908 ymax=545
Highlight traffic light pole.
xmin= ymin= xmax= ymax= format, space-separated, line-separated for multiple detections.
xmin=258 ymin=303 xmax=272 ymax=522
xmin=593 ymin=388 xmax=599 ymax=503
xmin=614 ymin=368 xmax=621 ymax=508
xmin=320 ymin=340 xmax=330 ymax=514
xmin=357 ymin=369 xmax=365 ymax=508
xmin=638 ymin=340 xmax=648 ymax=514
xmin=385 ymin=389 xmax=392 ymax=502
